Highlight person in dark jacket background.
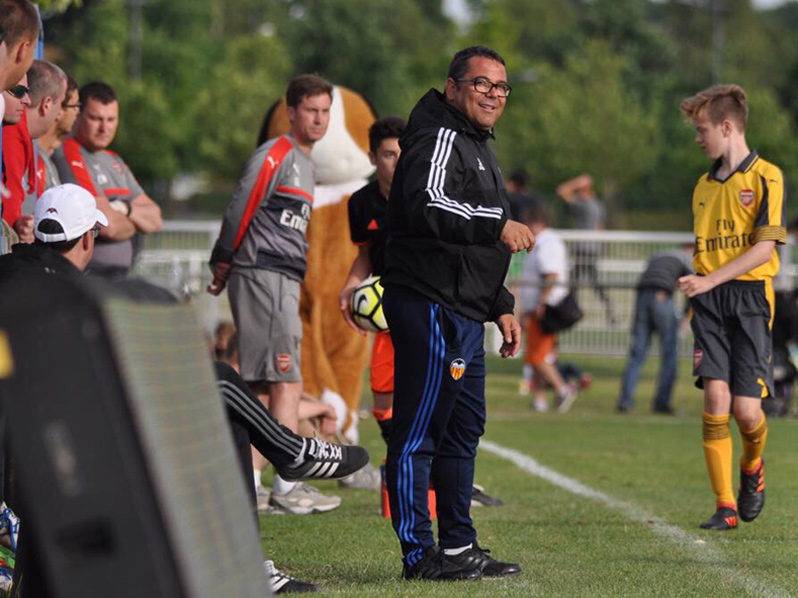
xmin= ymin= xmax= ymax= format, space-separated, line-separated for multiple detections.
xmin=382 ymin=45 xmax=534 ymax=581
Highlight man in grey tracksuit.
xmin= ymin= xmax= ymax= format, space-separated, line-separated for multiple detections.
xmin=208 ymin=74 xmax=333 ymax=510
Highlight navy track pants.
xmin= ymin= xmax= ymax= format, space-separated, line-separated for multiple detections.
xmin=383 ymin=284 xmax=486 ymax=567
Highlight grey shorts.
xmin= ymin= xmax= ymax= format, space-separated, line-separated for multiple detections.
xmin=228 ymin=268 xmax=302 ymax=384
xmin=690 ymin=280 xmax=773 ymax=398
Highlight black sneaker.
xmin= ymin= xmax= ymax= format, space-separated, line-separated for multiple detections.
xmin=443 ymin=543 xmax=521 ymax=577
xmin=738 ymin=458 xmax=765 ymax=523
xmin=277 ymin=438 xmax=369 ymax=481
xmin=471 ymin=484 xmax=503 ymax=507
xmin=699 ymin=507 xmax=738 ymax=530
xmin=264 ymin=560 xmax=317 ymax=594
xmin=402 ymin=546 xmax=482 ymax=581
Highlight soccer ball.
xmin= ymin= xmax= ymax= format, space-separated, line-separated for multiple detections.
xmin=350 ymin=276 xmax=388 ymax=333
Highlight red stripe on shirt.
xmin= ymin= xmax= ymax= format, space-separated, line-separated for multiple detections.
xmin=276 ymin=185 xmax=314 ymax=203
xmin=63 ymin=138 xmax=99 ymax=196
xmin=233 ymin=136 xmax=294 ymax=250
xmin=105 ymin=188 xmax=131 ymax=197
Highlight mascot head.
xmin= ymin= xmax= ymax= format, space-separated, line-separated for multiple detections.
xmin=260 ymin=86 xmax=377 ymax=185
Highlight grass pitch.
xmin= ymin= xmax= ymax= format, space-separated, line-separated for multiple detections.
xmin=260 ymin=355 xmax=798 ymax=597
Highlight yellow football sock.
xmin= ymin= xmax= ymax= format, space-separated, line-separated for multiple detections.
xmin=702 ymin=412 xmax=735 ymax=509
xmin=739 ymin=412 xmax=768 ymax=472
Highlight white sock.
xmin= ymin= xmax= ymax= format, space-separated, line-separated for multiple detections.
xmin=253 ymin=469 xmax=262 ymax=490
xmin=443 ymin=543 xmax=473 ymax=556
xmin=273 ymin=474 xmax=297 ymax=496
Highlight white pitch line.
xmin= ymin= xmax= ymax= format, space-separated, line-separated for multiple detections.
xmin=480 ymin=440 xmax=794 ymax=598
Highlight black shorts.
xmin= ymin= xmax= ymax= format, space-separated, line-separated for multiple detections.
xmin=690 ymin=280 xmax=773 ymax=398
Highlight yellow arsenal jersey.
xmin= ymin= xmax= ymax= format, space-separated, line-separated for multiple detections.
xmin=692 ymin=151 xmax=786 ymax=281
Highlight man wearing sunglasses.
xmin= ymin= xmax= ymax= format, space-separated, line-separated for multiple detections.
xmin=2 ymin=61 xmax=67 ymax=243
xmin=0 ymin=0 xmax=38 ymax=103
xmin=382 ymin=46 xmax=532 ymax=582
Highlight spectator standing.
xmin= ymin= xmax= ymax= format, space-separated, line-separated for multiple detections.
xmin=556 ymin=173 xmax=616 ymax=326
xmin=207 ymin=75 xmax=338 ymax=514
xmin=52 ymin=82 xmax=163 ymax=278
xmin=2 ymin=60 xmax=67 ymax=242
xmin=36 ymin=75 xmax=79 ymax=190
xmin=519 ymin=201 xmax=577 ymax=413
xmin=617 ymin=246 xmax=693 ymax=414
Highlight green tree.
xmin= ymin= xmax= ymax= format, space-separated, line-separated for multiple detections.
xmin=497 ymin=40 xmax=660 ymax=218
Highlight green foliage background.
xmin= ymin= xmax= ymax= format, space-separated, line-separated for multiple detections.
xmin=42 ymin=0 xmax=798 ymax=224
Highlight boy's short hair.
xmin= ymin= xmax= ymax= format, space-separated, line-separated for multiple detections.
xmin=368 ymin=116 xmax=406 ymax=153
xmin=285 ymin=74 xmax=333 ymax=109
xmin=680 ymin=84 xmax=748 ymax=132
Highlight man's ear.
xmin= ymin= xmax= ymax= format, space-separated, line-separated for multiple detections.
xmin=368 ymin=151 xmax=376 ymax=167
xmin=40 ymin=96 xmax=52 ymax=117
xmin=722 ymin=118 xmax=734 ymax=137
xmin=444 ymin=77 xmax=457 ymax=102
xmin=13 ymin=40 xmax=31 ymax=65
xmin=82 ymin=232 xmax=92 ymax=251
xmin=286 ymin=105 xmax=296 ymax=125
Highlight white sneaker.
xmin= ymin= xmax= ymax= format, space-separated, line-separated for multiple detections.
xmin=263 ymin=560 xmax=317 ymax=594
xmin=338 ymin=462 xmax=380 ymax=490
xmin=256 ymin=485 xmax=273 ymax=514
xmin=532 ymin=397 xmax=549 ymax=412
xmin=556 ymin=384 xmax=578 ymax=413
xmin=269 ymin=483 xmax=341 ymax=515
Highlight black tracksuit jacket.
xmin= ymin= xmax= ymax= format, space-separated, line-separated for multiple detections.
xmin=383 ymin=89 xmax=514 ymax=323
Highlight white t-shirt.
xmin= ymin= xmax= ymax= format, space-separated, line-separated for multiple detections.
xmin=520 ymin=227 xmax=569 ymax=313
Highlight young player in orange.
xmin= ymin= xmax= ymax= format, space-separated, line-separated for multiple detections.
xmin=679 ymin=85 xmax=785 ymax=530
xmin=340 ymin=116 xmax=406 ymax=442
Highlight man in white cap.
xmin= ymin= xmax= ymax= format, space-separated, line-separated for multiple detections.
xmin=0 ymin=182 xmax=108 ymax=276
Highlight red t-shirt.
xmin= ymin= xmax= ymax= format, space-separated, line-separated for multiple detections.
xmin=1 ymin=112 xmax=38 ymax=226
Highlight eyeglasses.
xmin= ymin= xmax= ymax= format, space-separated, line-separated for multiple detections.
xmin=6 ymin=84 xmax=29 ymax=100
xmin=90 ymin=226 xmax=100 ymax=238
xmin=62 ymin=101 xmax=82 ymax=110
xmin=456 ymin=77 xmax=512 ymax=98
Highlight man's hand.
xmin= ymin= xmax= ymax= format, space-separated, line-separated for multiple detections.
xmin=678 ymin=274 xmax=715 ymax=298
xmin=207 ymin=262 xmax=232 ymax=296
xmin=500 ymin=220 xmax=535 ymax=254
xmin=13 ymin=215 xmax=34 ymax=244
xmin=496 ymin=313 xmax=522 ymax=358
xmin=339 ymin=286 xmax=367 ymax=335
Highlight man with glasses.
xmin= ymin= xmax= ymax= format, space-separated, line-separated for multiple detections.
xmin=53 ymin=81 xmax=162 ymax=278
xmin=382 ymin=45 xmax=533 ymax=581
xmin=2 ymin=73 xmax=31 ymax=241
xmin=2 ymin=61 xmax=67 ymax=243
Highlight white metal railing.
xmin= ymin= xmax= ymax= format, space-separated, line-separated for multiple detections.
xmin=133 ymin=222 xmax=797 ymax=357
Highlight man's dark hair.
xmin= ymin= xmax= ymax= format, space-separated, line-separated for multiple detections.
xmin=285 ymin=74 xmax=332 ymax=109
xmin=62 ymin=74 xmax=78 ymax=106
xmin=368 ymin=116 xmax=406 ymax=154
xmin=27 ymin=60 xmax=66 ymax=106
xmin=522 ymin=199 xmax=549 ymax=226
xmin=33 ymin=219 xmax=81 ymax=253
xmin=447 ymin=46 xmax=506 ymax=82
xmin=0 ymin=0 xmax=39 ymax=48
xmin=79 ymin=81 xmax=117 ymax=106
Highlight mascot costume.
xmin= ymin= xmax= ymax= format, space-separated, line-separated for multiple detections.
xmin=260 ymin=86 xmax=376 ymax=443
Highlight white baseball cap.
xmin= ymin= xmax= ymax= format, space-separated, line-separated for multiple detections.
xmin=34 ymin=183 xmax=109 ymax=243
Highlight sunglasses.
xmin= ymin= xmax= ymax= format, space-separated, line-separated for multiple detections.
xmin=6 ymin=84 xmax=29 ymax=100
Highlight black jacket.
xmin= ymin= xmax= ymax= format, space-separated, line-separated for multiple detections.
xmin=383 ymin=89 xmax=514 ymax=322
xmin=0 ymin=243 xmax=82 ymax=279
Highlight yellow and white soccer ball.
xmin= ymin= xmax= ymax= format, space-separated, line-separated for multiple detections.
xmin=350 ymin=276 xmax=388 ymax=333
